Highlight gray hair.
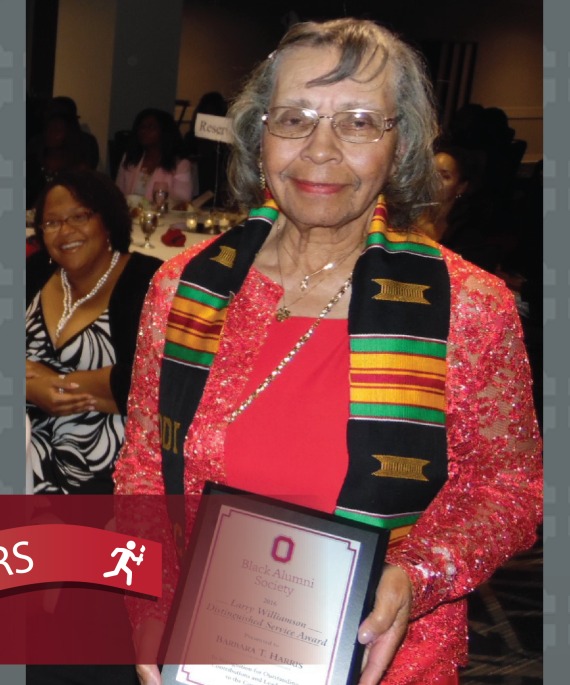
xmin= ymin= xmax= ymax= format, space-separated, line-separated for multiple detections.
xmin=227 ymin=18 xmax=440 ymax=228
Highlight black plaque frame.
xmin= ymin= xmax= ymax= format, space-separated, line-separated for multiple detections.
xmin=161 ymin=482 xmax=389 ymax=685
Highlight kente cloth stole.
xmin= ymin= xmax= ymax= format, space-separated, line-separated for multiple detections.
xmin=159 ymin=196 xmax=450 ymax=553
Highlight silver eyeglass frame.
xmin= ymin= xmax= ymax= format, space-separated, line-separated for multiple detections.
xmin=261 ymin=107 xmax=399 ymax=143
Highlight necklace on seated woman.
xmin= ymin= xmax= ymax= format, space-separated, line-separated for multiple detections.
xmin=56 ymin=251 xmax=121 ymax=340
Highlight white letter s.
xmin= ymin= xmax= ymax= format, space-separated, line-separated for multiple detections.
xmin=13 ymin=541 xmax=33 ymax=574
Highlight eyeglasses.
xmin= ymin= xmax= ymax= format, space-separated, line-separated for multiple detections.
xmin=39 ymin=210 xmax=96 ymax=233
xmin=262 ymin=107 xmax=399 ymax=144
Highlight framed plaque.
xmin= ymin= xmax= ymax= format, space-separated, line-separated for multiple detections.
xmin=161 ymin=483 xmax=388 ymax=685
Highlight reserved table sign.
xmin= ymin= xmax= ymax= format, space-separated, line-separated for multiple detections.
xmin=195 ymin=113 xmax=234 ymax=144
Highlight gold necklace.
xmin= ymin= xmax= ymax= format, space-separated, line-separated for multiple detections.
xmin=279 ymin=228 xmax=357 ymax=292
xmin=228 ymin=276 xmax=352 ymax=423
xmin=276 ymin=237 xmax=329 ymax=322
xmin=275 ymin=225 xmax=362 ymax=322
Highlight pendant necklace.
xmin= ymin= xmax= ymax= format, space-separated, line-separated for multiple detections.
xmin=299 ymin=261 xmax=335 ymax=291
xmin=279 ymin=232 xmax=342 ymax=292
xmin=275 ymin=224 xmax=363 ymax=322
xmin=56 ymin=250 xmax=121 ymax=340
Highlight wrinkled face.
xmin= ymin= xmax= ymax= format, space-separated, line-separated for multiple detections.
xmin=262 ymin=45 xmax=399 ymax=233
xmin=435 ymin=152 xmax=468 ymax=203
xmin=137 ymin=115 xmax=161 ymax=148
xmin=41 ymin=186 xmax=110 ymax=275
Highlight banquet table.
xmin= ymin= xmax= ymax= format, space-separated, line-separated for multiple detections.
xmin=26 ymin=209 xmax=242 ymax=263
xmin=129 ymin=211 xmax=211 ymax=261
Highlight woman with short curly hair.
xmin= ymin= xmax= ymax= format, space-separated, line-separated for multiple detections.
xmin=26 ymin=170 xmax=162 ymax=494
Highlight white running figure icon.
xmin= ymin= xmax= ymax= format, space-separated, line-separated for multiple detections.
xmin=103 ymin=540 xmax=145 ymax=586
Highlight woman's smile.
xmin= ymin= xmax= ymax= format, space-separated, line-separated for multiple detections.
xmin=42 ymin=186 xmax=111 ymax=278
xmin=290 ymin=178 xmax=349 ymax=195
xmin=59 ymin=240 xmax=86 ymax=252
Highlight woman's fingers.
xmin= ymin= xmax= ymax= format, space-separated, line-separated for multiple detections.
xmin=133 ymin=618 xmax=165 ymax=678
xmin=48 ymin=378 xmax=94 ymax=415
xmin=136 ymin=664 xmax=161 ymax=685
xmin=357 ymin=565 xmax=413 ymax=685
xmin=27 ymin=373 xmax=95 ymax=415
xmin=50 ymin=390 xmax=95 ymax=416
xmin=51 ymin=378 xmax=81 ymax=392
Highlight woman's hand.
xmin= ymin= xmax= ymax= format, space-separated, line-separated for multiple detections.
xmin=26 ymin=369 xmax=95 ymax=417
xmin=26 ymin=359 xmax=53 ymax=379
xmin=357 ymin=564 xmax=413 ymax=685
xmin=26 ymin=361 xmax=120 ymax=415
xmin=134 ymin=618 xmax=165 ymax=685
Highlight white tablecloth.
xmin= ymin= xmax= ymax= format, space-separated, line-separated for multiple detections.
xmin=26 ymin=214 xmax=215 ymax=263
xmin=130 ymin=213 xmax=211 ymax=262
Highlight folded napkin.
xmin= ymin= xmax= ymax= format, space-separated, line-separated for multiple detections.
xmin=161 ymin=227 xmax=187 ymax=247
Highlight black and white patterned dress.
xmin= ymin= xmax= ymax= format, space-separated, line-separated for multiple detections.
xmin=26 ymin=292 xmax=126 ymax=494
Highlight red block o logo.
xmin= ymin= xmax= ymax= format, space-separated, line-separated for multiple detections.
xmin=271 ymin=536 xmax=294 ymax=563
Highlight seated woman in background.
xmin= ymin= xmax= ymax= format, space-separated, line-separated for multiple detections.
xmin=116 ymin=108 xmax=193 ymax=205
xmin=418 ymin=144 xmax=498 ymax=273
xmin=183 ymin=91 xmax=230 ymax=206
xmin=26 ymin=170 xmax=162 ymax=494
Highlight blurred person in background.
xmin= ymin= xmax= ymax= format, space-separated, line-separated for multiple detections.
xmin=183 ymin=91 xmax=230 ymax=206
xmin=26 ymin=108 xmax=98 ymax=209
xmin=418 ymin=144 xmax=498 ymax=272
xmin=116 ymin=108 xmax=193 ymax=206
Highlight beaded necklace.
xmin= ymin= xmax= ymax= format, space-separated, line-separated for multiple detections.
xmin=56 ymin=250 xmax=121 ymax=340
xmin=228 ymin=275 xmax=352 ymax=423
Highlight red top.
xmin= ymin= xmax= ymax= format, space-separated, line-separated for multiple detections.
xmin=115 ymin=245 xmax=542 ymax=684
xmin=224 ymin=317 xmax=349 ymax=513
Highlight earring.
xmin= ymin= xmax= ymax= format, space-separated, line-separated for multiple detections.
xmin=455 ymin=193 xmax=463 ymax=200
xmin=258 ymin=158 xmax=265 ymax=191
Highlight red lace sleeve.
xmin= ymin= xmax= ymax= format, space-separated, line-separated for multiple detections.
xmin=113 ymin=243 xmax=213 ymax=629
xmin=386 ymin=254 xmax=543 ymax=620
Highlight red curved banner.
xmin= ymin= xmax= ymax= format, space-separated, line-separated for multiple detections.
xmin=0 ymin=524 xmax=161 ymax=597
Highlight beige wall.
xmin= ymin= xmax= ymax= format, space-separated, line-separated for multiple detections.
xmin=468 ymin=6 xmax=542 ymax=162
xmin=52 ymin=1 xmax=542 ymax=165
xmin=176 ymin=5 xmax=282 ymax=135
xmin=53 ymin=0 xmax=117 ymax=169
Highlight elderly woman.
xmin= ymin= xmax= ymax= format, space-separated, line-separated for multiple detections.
xmin=26 ymin=170 xmax=162 ymax=494
xmin=115 ymin=18 xmax=542 ymax=685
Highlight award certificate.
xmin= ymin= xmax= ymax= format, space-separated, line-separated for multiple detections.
xmin=161 ymin=484 xmax=388 ymax=685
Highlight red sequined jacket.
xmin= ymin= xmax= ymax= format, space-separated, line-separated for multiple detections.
xmin=114 ymin=241 xmax=542 ymax=684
